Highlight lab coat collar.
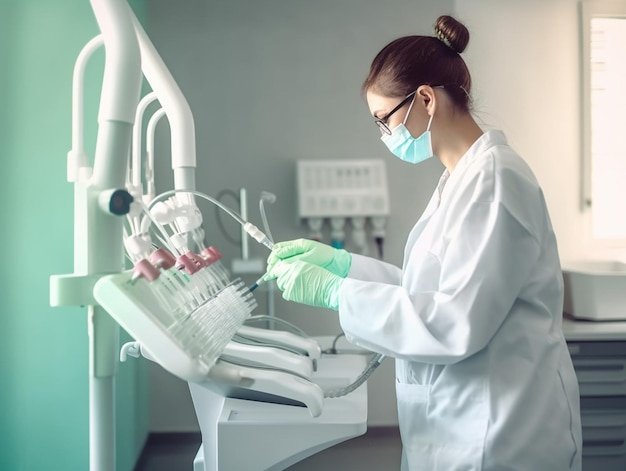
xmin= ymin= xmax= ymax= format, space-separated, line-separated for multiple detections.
xmin=403 ymin=130 xmax=509 ymax=270
xmin=451 ymin=129 xmax=507 ymax=176
xmin=437 ymin=129 xmax=507 ymax=203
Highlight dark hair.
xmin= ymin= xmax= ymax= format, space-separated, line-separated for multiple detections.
xmin=362 ymin=15 xmax=472 ymax=112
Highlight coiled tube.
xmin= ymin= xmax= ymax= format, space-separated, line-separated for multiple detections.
xmin=323 ymin=353 xmax=385 ymax=398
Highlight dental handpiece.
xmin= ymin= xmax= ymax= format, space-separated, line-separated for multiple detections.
xmin=249 ymin=275 xmax=268 ymax=292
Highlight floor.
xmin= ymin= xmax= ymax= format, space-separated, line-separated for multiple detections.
xmin=134 ymin=433 xmax=202 ymax=471
xmin=134 ymin=427 xmax=403 ymax=471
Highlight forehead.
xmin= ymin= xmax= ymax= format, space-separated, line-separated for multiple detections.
xmin=366 ymin=90 xmax=400 ymax=117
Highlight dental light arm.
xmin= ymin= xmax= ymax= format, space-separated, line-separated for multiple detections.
xmin=90 ymin=0 xmax=142 ymax=191
xmin=130 ymin=14 xmax=196 ymax=191
xmin=128 ymin=11 xmax=204 ymax=254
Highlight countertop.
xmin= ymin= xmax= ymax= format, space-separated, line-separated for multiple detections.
xmin=562 ymin=314 xmax=626 ymax=341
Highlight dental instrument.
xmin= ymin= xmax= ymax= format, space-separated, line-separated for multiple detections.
xmin=248 ymin=275 xmax=266 ymax=292
xmin=148 ymin=189 xmax=274 ymax=251
xmin=235 ymin=324 xmax=320 ymax=357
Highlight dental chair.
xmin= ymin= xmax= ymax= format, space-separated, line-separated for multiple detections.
xmin=49 ymin=2 xmax=368 ymax=470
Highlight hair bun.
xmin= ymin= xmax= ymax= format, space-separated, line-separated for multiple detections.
xmin=434 ymin=15 xmax=469 ymax=54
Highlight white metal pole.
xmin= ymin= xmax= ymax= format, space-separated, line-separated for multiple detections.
xmin=87 ymin=1 xmax=142 ymax=469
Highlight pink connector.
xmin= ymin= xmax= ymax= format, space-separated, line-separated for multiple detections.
xmin=200 ymin=246 xmax=222 ymax=266
xmin=132 ymin=259 xmax=160 ymax=282
xmin=150 ymin=248 xmax=177 ymax=270
xmin=176 ymin=251 xmax=207 ymax=275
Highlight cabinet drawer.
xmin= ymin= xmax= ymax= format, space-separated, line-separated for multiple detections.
xmin=581 ymin=401 xmax=626 ymax=469
xmin=572 ymin=358 xmax=626 ymax=396
xmin=582 ymin=453 xmax=626 ymax=471
xmin=568 ymin=341 xmax=626 ymax=358
xmin=568 ymin=342 xmax=626 ymax=396
xmin=581 ymin=412 xmax=626 ymax=471
xmin=581 ymin=397 xmax=626 ymax=458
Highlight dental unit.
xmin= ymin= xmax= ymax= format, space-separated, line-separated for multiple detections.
xmin=49 ymin=1 xmax=370 ymax=470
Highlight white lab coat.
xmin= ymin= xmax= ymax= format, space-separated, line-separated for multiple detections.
xmin=338 ymin=130 xmax=582 ymax=471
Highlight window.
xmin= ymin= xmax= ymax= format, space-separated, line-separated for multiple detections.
xmin=581 ymin=1 xmax=626 ymax=243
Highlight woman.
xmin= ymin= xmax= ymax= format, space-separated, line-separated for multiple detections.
xmin=264 ymin=15 xmax=582 ymax=471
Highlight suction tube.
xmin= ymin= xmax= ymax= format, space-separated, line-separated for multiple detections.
xmin=68 ymin=34 xmax=103 ymax=182
xmin=323 ymin=353 xmax=385 ymax=398
xmin=131 ymin=92 xmax=158 ymax=189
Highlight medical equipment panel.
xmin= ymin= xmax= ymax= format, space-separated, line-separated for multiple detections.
xmin=296 ymin=159 xmax=390 ymax=255
xmin=296 ymin=159 xmax=390 ymax=218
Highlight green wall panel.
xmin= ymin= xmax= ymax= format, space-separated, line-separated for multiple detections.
xmin=0 ymin=1 xmax=149 ymax=470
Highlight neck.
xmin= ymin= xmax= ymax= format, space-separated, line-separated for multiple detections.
xmin=434 ymin=113 xmax=483 ymax=172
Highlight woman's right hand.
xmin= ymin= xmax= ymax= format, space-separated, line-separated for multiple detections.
xmin=265 ymin=238 xmax=352 ymax=278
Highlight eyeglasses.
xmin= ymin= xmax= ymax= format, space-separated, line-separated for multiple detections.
xmin=374 ymin=91 xmax=417 ymax=135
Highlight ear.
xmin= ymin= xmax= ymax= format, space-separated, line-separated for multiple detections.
xmin=416 ymin=85 xmax=437 ymax=116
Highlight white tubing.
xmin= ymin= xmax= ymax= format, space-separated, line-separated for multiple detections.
xmin=324 ymin=353 xmax=385 ymax=398
xmin=131 ymin=92 xmax=158 ymax=187
xmin=145 ymin=108 xmax=167 ymax=202
xmin=147 ymin=108 xmax=167 ymax=172
xmin=69 ymin=35 xmax=103 ymax=182
xmin=240 ymin=188 xmax=249 ymax=260
xmin=173 ymin=167 xmax=196 ymax=191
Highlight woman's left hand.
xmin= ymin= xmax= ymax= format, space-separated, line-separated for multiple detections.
xmin=265 ymin=260 xmax=343 ymax=311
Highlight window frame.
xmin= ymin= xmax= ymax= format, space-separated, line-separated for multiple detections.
xmin=580 ymin=0 xmax=626 ymax=247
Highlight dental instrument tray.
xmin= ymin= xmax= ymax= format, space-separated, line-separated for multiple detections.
xmin=94 ymin=270 xmax=256 ymax=382
xmin=93 ymin=270 xmax=326 ymax=415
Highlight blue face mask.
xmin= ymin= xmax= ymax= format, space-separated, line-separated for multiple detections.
xmin=381 ymin=104 xmax=435 ymax=164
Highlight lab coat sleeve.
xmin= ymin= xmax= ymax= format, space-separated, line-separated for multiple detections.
xmin=337 ymin=201 xmax=541 ymax=364
xmin=347 ymin=253 xmax=402 ymax=284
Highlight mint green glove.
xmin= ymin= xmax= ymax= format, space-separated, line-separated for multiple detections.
xmin=266 ymin=260 xmax=344 ymax=310
xmin=266 ymin=238 xmax=352 ymax=278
